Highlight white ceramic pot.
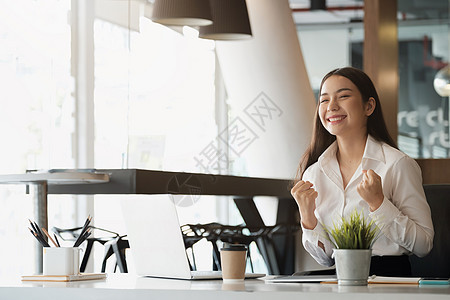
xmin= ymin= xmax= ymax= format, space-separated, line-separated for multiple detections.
xmin=333 ymin=249 xmax=372 ymax=286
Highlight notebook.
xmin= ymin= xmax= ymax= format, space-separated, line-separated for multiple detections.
xmin=22 ymin=273 xmax=107 ymax=282
xmin=121 ymin=196 xmax=265 ymax=280
xmin=266 ymin=275 xmax=423 ymax=285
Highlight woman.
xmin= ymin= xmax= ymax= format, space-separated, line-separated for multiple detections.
xmin=291 ymin=67 xmax=434 ymax=276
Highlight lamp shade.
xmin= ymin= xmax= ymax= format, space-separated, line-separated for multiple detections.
xmin=310 ymin=0 xmax=326 ymax=10
xmin=151 ymin=0 xmax=213 ymax=26
xmin=199 ymin=0 xmax=252 ymax=40
xmin=433 ymin=65 xmax=450 ymax=97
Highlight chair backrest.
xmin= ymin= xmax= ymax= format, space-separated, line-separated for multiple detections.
xmin=409 ymin=184 xmax=450 ymax=277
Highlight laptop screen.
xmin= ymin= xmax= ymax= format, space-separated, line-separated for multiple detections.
xmin=121 ymin=195 xmax=192 ymax=279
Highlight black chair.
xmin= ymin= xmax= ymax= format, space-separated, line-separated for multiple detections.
xmin=101 ymin=236 xmax=130 ymax=273
xmin=409 ymin=184 xmax=450 ymax=277
xmin=52 ymin=226 xmax=130 ymax=273
xmin=181 ymin=223 xmax=299 ymax=273
xmin=181 ymin=225 xmax=206 ymax=271
xmin=185 ymin=223 xmax=267 ymax=271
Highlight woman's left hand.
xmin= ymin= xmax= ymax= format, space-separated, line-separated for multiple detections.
xmin=357 ymin=169 xmax=384 ymax=211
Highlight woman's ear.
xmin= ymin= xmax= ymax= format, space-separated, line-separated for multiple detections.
xmin=366 ymin=97 xmax=376 ymax=116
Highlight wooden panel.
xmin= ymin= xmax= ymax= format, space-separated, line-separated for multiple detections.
xmin=416 ymin=159 xmax=450 ymax=184
xmin=363 ymin=0 xmax=398 ymax=142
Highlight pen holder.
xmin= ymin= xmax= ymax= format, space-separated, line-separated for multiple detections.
xmin=43 ymin=247 xmax=80 ymax=276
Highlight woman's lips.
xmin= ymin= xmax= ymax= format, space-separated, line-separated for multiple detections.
xmin=327 ymin=115 xmax=347 ymax=124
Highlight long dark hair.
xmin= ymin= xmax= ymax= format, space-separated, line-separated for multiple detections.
xmin=294 ymin=67 xmax=397 ymax=182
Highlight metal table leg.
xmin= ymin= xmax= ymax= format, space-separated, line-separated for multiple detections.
xmin=32 ymin=182 xmax=48 ymax=274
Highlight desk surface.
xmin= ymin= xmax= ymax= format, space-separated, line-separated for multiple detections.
xmin=2 ymin=274 xmax=449 ymax=300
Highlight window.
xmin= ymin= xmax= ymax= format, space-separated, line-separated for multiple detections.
xmin=0 ymin=0 xmax=74 ymax=280
xmin=92 ymin=11 xmax=227 ymax=272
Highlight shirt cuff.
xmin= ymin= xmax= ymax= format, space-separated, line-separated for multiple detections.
xmin=301 ymin=222 xmax=327 ymax=245
xmin=369 ymin=196 xmax=401 ymax=227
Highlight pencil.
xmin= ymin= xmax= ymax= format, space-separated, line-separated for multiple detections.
xmin=28 ymin=220 xmax=50 ymax=247
xmin=29 ymin=227 xmax=41 ymax=245
xmin=33 ymin=221 xmax=48 ymax=245
xmin=28 ymin=219 xmax=40 ymax=239
xmin=42 ymin=227 xmax=58 ymax=247
xmin=29 ymin=227 xmax=49 ymax=247
xmin=74 ymin=228 xmax=92 ymax=247
xmin=53 ymin=233 xmax=61 ymax=247
xmin=73 ymin=216 xmax=92 ymax=247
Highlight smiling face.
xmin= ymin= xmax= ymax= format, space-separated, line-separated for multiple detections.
xmin=318 ymin=75 xmax=375 ymax=139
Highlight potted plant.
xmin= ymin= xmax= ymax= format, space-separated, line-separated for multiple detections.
xmin=325 ymin=210 xmax=379 ymax=286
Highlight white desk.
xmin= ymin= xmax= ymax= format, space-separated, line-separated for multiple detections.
xmin=2 ymin=274 xmax=449 ymax=300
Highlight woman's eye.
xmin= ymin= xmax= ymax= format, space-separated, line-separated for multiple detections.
xmin=320 ymin=99 xmax=329 ymax=103
xmin=339 ymin=95 xmax=349 ymax=99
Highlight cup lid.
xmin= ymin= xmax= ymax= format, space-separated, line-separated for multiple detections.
xmin=220 ymin=244 xmax=247 ymax=251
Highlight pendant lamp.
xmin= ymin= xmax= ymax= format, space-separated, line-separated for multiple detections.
xmin=151 ymin=0 xmax=213 ymax=26
xmin=434 ymin=65 xmax=450 ymax=97
xmin=199 ymin=0 xmax=252 ymax=40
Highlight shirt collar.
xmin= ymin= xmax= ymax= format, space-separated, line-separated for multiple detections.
xmin=318 ymin=140 xmax=338 ymax=169
xmin=318 ymin=134 xmax=386 ymax=168
xmin=363 ymin=135 xmax=386 ymax=164
xmin=317 ymin=140 xmax=341 ymax=189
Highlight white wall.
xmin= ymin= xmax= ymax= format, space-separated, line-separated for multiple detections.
xmin=216 ymin=0 xmax=316 ymax=180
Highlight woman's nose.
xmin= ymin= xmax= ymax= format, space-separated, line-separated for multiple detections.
xmin=327 ymin=98 xmax=339 ymax=111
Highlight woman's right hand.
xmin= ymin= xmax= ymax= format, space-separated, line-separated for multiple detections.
xmin=291 ymin=180 xmax=318 ymax=230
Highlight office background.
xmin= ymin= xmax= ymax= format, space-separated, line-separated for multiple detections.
xmin=0 ymin=0 xmax=448 ymax=280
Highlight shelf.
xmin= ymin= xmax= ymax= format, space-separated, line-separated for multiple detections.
xmin=45 ymin=169 xmax=292 ymax=198
xmin=0 ymin=171 xmax=109 ymax=185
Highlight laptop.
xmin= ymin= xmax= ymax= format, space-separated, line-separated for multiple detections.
xmin=121 ymin=195 xmax=265 ymax=280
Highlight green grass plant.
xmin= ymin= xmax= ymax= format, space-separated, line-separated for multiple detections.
xmin=325 ymin=210 xmax=379 ymax=249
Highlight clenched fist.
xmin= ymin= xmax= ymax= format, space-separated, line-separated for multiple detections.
xmin=357 ymin=169 xmax=384 ymax=211
xmin=291 ymin=180 xmax=318 ymax=229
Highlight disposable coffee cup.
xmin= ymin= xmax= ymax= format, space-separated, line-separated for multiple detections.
xmin=43 ymin=247 xmax=80 ymax=276
xmin=220 ymin=244 xmax=247 ymax=282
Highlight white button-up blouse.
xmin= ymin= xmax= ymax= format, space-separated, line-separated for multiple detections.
xmin=301 ymin=135 xmax=434 ymax=267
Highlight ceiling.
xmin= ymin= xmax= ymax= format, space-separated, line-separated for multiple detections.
xmin=289 ymin=0 xmax=449 ymax=25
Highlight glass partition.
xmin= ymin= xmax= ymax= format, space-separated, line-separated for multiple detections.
xmin=296 ymin=1 xmax=449 ymax=158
